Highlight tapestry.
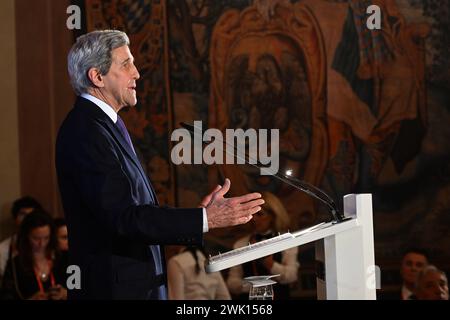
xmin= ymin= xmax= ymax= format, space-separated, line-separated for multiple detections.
xmin=166 ymin=0 xmax=450 ymax=295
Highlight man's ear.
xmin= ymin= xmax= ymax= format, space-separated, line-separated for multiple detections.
xmin=87 ymin=68 xmax=105 ymax=88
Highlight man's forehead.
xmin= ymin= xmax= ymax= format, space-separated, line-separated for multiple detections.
xmin=112 ymin=45 xmax=134 ymax=61
xmin=404 ymin=252 xmax=427 ymax=262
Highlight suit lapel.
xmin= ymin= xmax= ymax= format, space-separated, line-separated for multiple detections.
xmin=76 ymin=97 xmax=156 ymax=202
xmin=104 ymin=120 xmax=155 ymax=199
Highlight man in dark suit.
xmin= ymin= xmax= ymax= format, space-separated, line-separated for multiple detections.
xmin=377 ymin=248 xmax=429 ymax=300
xmin=56 ymin=30 xmax=264 ymax=300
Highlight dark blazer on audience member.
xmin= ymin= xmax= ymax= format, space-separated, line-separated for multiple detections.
xmin=1 ymin=252 xmax=68 ymax=300
xmin=55 ymin=97 xmax=203 ymax=299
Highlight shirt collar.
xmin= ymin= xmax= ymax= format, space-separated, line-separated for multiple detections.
xmin=401 ymin=285 xmax=413 ymax=300
xmin=81 ymin=93 xmax=118 ymax=123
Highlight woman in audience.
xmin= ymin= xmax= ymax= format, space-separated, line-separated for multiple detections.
xmin=0 ymin=196 xmax=42 ymax=285
xmin=168 ymin=246 xmax=231 ymax=300
xmin=1 ymin=210 xmax=67 ymax=300
xmin=226 ymin=191 xmax=299 ymax=300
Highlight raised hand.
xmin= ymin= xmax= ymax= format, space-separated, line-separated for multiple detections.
xmin=198 ymin=184 xmax=223 ymax=208
xmin=48 ymin=285 xmax=68 ymax=300
xmin=205 ymin=178 xmax=264 ymax=229
xmin=29 ymin=291 xmax=48 ymax=300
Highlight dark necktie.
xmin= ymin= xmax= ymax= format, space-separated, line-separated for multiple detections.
xmin=115 ymin=115 xmax=136 ymax=155
xmin=150 ymin=246 xmax=168 ymax=300
xmin=116 ymin=116 xmax=166 ymax=299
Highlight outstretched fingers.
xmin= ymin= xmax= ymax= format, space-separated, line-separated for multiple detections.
xmin=238 ymin=198 xmax=265 ymax=211
xmin=233 ymin=204 xmax=262 ymax=223
xmin=236 ymin=214 xmax=255 ymax=225
xmin=233 ymin=192 xmax=263 ymax=204
xmin=247 ymin=205 xmax=262 ymax=216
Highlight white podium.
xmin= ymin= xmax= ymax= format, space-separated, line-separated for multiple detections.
xmin=315 ymin=193 xmax=376 ymax=299
xmin=206 ymin=193 xmax=376 ymax=300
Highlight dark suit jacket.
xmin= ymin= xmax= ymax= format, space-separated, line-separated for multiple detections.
xmin=56 ymin=97 xmax=203 ymax=299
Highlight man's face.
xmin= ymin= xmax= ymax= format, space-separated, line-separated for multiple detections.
xmin=56 ymin=225 xmax=69 ymax=251
xmin=101 ymin=45 xmax=140 ymax=111
xmin=416 ymin=271 xmax=449 ymax=300
xmin=401 ymin=252 xmax=428 ymax=285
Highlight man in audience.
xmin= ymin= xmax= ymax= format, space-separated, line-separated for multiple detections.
xmin=414 ymin=265 xmax=449 ymax=300
xmin=54 ymin=218 xmax=69 ymax=252
xmin=400 ymin=248 xmax=429 ymax=300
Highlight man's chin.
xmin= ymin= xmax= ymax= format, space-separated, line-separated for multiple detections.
xmin=126 ymin=99 xmax=138 ymax=107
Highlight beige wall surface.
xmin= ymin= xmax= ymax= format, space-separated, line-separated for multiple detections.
xmin=15 ymin=0 xmax=74 ymax=219
xmin=0 ymin=0 xmax=20 ymax=240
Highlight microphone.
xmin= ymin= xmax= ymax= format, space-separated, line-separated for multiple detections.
xmin=179 ymin=122 xmax=347 ymax=223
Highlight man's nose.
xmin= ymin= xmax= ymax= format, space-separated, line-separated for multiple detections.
xmin=132 ymin=65 xmax=140 ymax=80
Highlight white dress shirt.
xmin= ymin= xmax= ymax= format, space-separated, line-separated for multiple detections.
xmin=401 ymin=285 xmax=414 ymax=300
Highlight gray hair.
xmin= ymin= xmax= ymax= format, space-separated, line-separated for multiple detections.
xmin=67 ymin=30 xmax=130 ymax=95
xmin=415 ymin=265 xmax=448 ymax=289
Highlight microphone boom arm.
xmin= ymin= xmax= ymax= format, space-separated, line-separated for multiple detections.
xmin=180 ymin=122 xmax=346 ymax=223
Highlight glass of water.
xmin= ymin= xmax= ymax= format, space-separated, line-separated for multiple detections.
xmin=249 ymin=282 xmax=274 ymax=300
xmin=245 ymin=277 xmax=276 ymax=300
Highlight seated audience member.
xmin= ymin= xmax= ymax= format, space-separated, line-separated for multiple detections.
xmin=0 ymin=196 xmax=43 ymax=284
xmin=168 ymin=246 xmax=231 ymax=300
xmin=414 ymin=265 xmax=449 ymax=300
xmin=226 ymin=192 xmax=298 ymax=300
xmin=54 ymin=218 xmax=68 ymax=252
xmin=1 ymin=210 xmax=68 ymax=300
xmin=399 ymin=248 xmax=429 ymax=300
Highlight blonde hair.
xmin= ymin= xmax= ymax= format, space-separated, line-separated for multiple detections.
xmin=261 ymin=191 xmax=290 ymax=232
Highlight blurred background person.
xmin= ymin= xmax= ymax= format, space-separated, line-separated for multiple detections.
xmin=400 ymin=248 xmax=429 ymax=300
xmin=1 ymin=210 xmax=67 ymax=300
xmin=414 ymin=265 xmax=449 ymax=300
xmin=0 ymin=196 xmax=42 ymax=284
xmin=53 ymin=218 xmax=69 ymax=274
xmin=54 ymin=218 xmax=68 ymax=252
xmin=226 ymin=192 xmax=298 ymax=300
xmin=168 ymin=246 xmax=231 ymax=300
